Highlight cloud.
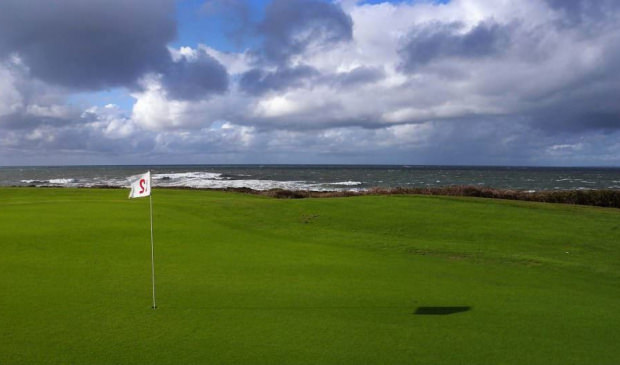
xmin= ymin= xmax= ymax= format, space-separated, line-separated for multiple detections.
xmin=0 ymin=0 xmax=176 ymax=90
xmin=544 ymin=0 xmax=620 ymax=26
xmin=0 ymin=58 xmax=76 ymax=130
xmin=0 ymin=64 xmax=23 ymax=117
xmin=329 ymin=66 xmax=386 ymax=87
xmin=162 ymin=48 xmax=229 ymax=100
xmin=399 ymin=21 xmax=512 ymax=72
xmin=256 ymin=0 xmax=353 ymax=65
xmin=239 ymin=65 xmax=319 ymax=95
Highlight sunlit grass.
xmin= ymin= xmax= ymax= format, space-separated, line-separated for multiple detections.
xmin=0 ymin=188 xmax=618 ymax=364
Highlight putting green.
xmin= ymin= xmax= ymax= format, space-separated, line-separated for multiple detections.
xmin=0 ymin=188 xmax=618 ymax=364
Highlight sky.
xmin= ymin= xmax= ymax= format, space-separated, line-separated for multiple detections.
xmin=0 ymin=0 xmax=619 ymax=166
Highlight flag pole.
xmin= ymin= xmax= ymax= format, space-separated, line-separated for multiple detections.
xmin=149 ymin=173 xmax=157 ymax=309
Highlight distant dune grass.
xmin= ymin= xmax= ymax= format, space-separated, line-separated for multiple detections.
xmin=226 ymin=186 xmax=620 ymax=208
xmin=0 ymin=188 xmax=619 ymax=364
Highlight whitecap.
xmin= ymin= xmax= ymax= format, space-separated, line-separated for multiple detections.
xmin=48 ymin=178 xmax=77 ymax=184
xmin=328 ymin=181 xmax=362 ymax=186
xmin=152 ymin=172 xmax=223 ymax=181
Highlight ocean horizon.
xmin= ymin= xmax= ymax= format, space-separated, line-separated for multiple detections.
xmin=1 ymin=164 xmax=619 ymax=192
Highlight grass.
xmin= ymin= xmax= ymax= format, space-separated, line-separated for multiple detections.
xmin=0 ymin=187 xmax=619 ymax=364
xmin=231 ymin=185 xmax=620 ymax=208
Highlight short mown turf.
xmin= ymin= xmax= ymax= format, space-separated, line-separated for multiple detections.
xmin=0 ymin=188 xmax=618 ymax=364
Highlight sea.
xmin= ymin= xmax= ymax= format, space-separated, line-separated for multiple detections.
xmin=1 ymin=165 xmax=619 ymax=192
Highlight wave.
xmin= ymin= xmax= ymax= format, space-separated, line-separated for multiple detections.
xmin=49 ymin=178 xmax=78 ymax=184
xmin=152 ymin=172 xmax=223 ymax=181
xmin=21 ymin=179 xmax=45 ymax=184
xmin=17 ymin=171 xmax=363 ymax=191
xmin=21 ymin=178 xmax=78 ymax=185
xmin=327 ymin=181 xmax=362 ymax=186
xmin=174 ymin=179 xmax=309 ymax=190
xmin=151 ymin=172 xmax=363 ymax=191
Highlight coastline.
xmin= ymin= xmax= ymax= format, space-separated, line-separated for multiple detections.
xmin=6 ymin=184 xmax=620 ymax=208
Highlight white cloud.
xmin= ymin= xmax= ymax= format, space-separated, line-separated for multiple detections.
xmin=131 ymin=74 xmax=182 ymax=130
xmin=83 ymin=104 xmax=139 ymax=139
xmin=25 ymin=104 xmax=71 ymax=119
xmin=0 ymin=64 xmax=24 ymax=117
xmin=255 ymin=95 xmax=301 ymax=117
xmin=198 ymin=45 xmax=252 ymax=75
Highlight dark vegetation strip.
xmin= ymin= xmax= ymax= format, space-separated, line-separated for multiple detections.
xmin=258 ymin=186 xmax=620 ymax=208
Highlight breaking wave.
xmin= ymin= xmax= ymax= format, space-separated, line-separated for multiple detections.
xmin=153 ymin=172 xmax=224 ymax=181
xmin=328 ymin=181 xmax=362 ymax=186
xmin=21 ymin=178 xmax=78 ymax=185
xmin=18 ymin=171 xmax=364 ymax=191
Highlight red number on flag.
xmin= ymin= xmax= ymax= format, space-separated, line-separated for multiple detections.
xmin=139 ymin=179 xmax=146 ymax=194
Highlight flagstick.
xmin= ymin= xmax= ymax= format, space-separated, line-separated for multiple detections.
xmin=150 ymin=191 xmax=157 ymax=309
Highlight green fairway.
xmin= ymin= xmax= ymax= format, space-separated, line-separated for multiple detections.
xmin=1 ymin=188 xmax=619 ymax=364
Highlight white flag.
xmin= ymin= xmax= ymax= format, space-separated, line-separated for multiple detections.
xmin=129 ymin=171 xmax=151 ymax=199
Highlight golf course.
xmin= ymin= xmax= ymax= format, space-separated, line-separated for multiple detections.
xmin=1 ymin=187 xmax=619 ymax=364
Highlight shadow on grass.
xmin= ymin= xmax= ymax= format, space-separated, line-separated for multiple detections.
xmin=159 ymin=305 xmax=472 ymax=315
xmin=414 ymin=306 xmax=471 ymax=315
xmin=161 ymin=305 xmax=413 ymax=311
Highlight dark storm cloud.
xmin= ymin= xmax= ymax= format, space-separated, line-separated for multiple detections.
xmin=567 ymin=112 xmax=620 ymax=130
xmin=545 ymin=0 xmax=620 ymax=26
xmin=0 ymin=0 xmax=176 ymax=90
xmin=522 ymin=28 xmax=620 ymax=133
xmin=238 ymin=65 xmax=384 ymax=96
xmin=0 ymin=112 xmax=75 ymax=131
xmin=256 ymin=0 xmax=353 ymax=65
xmin=239 ymin=65 xmax=318 ymax=95
xmin=162 ymin=51 xmax=229 ymax=100
xmin=331 ymin=66 xmax=385 ymax=87
xmin=529 ymin=91 xmax=620 ymax=133
xmin=399 ymin=21 xmax=512 ymax=73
